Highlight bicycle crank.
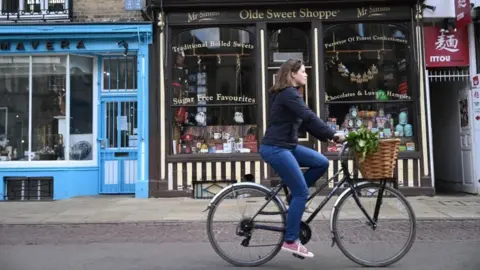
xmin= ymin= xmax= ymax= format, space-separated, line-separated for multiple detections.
xmin=299 ymin=221 xmax=312 ymax=245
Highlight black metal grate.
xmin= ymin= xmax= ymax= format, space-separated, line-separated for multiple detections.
xmin=4 ymin=177 xmax=54 ymax=201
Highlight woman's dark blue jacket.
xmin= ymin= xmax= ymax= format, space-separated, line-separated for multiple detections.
xmin=261 ymin=86 xmax=336 ymax=149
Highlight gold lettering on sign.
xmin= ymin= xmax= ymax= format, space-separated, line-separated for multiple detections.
xmin=239 ymin=8 xmax=339 ymax=20
xmin=357 ymin=6 xmax=391 ymax=18
xmin=188 ymin=11 xmax=221 ymax=22
xmin=172 ymin=95 xmax=256 ymax=105
xmin=266 ymin=9 xmax=297 ymax=19
xmin=172 ymin=40 xmax=254 ymax=52
xmin=299 ymin=8 xmax=338 ymax=19
xmin=239 ymin=9 xmax=265 ymax=19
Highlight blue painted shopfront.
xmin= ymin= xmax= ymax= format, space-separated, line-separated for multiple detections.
xmin=0 ymin=23 xmax=152 ymax=200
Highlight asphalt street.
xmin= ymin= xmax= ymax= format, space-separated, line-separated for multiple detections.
xmin=1 ymin=220 xmax=479 ymax=270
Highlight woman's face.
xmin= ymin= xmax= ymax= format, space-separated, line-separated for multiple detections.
xmin=291 ymin=64 xmax=307 ymax=86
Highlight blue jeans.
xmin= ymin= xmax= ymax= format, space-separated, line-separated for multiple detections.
xmin=259 ymin=144 xmax=329 ymax=242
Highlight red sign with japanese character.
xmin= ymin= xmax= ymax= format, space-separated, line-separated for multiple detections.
xmin=455 ymin=0 xmax=472 ymax=29
xmin=424 ymin=26 xmax=469 ymax=68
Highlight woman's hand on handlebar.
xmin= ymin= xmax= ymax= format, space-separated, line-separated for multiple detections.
xmin=332 ymin=132 xmax=346 ymax=143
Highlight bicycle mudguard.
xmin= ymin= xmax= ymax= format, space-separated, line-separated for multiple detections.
xmin=203 ymin=182 xmax=285 ymax=212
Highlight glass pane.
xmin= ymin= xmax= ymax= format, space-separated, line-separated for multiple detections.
xmin=103 ymin=57 xmax=137 ymax=91
xmin=120 ymin=101 xmax=138 ymax=148
xmin=48 ymin=0 xmax=66 ymax=11
xmin=31 ymin=56 xmax=67 ymax=161
xmin=104 ymin=101 xmax=138 ymax=149
xmin=105 ymin=102 xmax=118 ymax=148
xmin=171 ymin=27 xmax=257 ymax=155
xmin=2 ymin=0 xmax=19 ymax=13
xmin=24 ymin=0 xmax=41 ymax=13
xmin=324 ymin=23 xmax=410 ymax=102
xmin=69 ymin=55 xmax=94 ymax=161
xmin=0 ymin=56 xmax=29 ymax=161
xmin=325 ymin=102 xmax=417 ymax=153
xmin=269 ymin=27 xmax=309 ymax=64
xmin=172 ymin=106 xmax=258 ymax=155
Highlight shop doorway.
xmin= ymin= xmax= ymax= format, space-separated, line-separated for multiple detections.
xmin=427 ymin=69 xmax=477 ymax=194
xmin=98 ymin=56 xmax=139 ymax=194
xmin=266 ymin=23 xmax=316 ymax=149
xmin=265 ymin=23 xmax=317 ymax=180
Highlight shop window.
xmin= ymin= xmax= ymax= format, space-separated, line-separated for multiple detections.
xmin=0 ymin=55 xmax=94 ymax=162
xmin=323 ymin=23 xmax=416 ymax=153
xmin=170 ymin=27 xmax=258 ymax=155
xmin=269 ymin=26 xmax=309 ymax=64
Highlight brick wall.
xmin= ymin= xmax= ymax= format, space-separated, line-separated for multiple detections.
xmin=72 ymin=0 xmax=144 ymax=22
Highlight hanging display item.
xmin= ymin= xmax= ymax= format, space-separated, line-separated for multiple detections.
xmin=195 ymin=111 xmax=207 ymax=126
xmin=234 ymin=111 xmax=244 ymax=123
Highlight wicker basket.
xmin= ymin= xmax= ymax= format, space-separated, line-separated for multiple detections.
xmin=355 ymin=138 xmax=401 ymax=180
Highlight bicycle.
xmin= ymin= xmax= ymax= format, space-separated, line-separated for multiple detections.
xmin=205 ymin=141 xmax=416 ymax=267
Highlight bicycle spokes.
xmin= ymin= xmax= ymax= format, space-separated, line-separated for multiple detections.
xmin=332 ymin=183 xmax=416 ymax=267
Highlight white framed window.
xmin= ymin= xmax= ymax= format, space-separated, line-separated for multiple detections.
xmin=0 ymin=0 xmax=69 ymax=21
xmin=0 ymin=54 xmax=98 ymax=167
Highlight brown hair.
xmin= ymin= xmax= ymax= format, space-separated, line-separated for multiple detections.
xmin=269 ymin=59 xmax=304 ymax=93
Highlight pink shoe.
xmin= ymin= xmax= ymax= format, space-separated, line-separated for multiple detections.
xmin=281 ymin=240 xmax=314 ymax=258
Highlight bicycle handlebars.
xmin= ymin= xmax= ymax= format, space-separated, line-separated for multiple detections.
xmin=337 ymin=141 xmax=350 ymax=160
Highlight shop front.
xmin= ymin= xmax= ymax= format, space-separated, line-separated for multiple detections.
xmin=0 ymin=23 xmax=153 ymax=200
xmin=421 ymin=0 xmax=480 ymax=195
xmin=148 ymin=0 xmax=433 ymax=197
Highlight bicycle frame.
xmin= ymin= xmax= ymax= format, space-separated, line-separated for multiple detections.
xmin=247 ymin=142 xmax=388 ymax=233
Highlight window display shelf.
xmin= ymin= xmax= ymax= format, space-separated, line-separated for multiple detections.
xmin=167 ymin=152 xmax=262 ymax=162
xmin=323 ymin=150 xmax=421 ymax=160
xmin=325 ymin=100 xmax=414 ymax=104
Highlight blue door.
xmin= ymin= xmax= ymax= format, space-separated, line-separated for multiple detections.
xmin=99 ymin=98 xmax=138 ymax=194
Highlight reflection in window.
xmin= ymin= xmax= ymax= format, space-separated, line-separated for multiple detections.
xmin=0 ymin=56 xmax=29 ymax=161
xmin=269 ymin=26 xmax=309 ymax=64
xmin=324 ymin=23 xmax=410 ymax=102
xmin=70 ymin=55 xmax=94 ymax=160
xmin=0 ymin=55 xmax=95 ymax=162
xmin=323 ymin=23 xmax=415 ymax=153
xmin=170 ymin=27 xmax=257 ymax=155
xmin=31 ymin=56 xmax=67 ymax=161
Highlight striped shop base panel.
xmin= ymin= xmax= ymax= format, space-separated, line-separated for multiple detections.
xmin=167 ymin=161 xmax=264 ymax=191
xmin=166 ymin=158 xmax=422 ymax=192
xmin=325 ymin=158 xmax=422 ymax=188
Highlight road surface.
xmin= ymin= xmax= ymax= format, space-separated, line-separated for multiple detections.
xmin=1 ymin=219 xmax=479 ymax=270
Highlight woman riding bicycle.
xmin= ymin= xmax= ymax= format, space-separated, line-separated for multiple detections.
xmin=260 ymin=59 xmax=345 ymax=259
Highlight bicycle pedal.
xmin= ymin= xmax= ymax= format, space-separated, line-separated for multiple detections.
xmin=292 ymin=254 xmax=305 ymax=260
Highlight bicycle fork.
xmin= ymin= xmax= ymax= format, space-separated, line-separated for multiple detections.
xmin=329 ymin=181 xmax=386 ymax=247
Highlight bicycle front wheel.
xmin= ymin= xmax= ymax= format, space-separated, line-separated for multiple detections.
xmin=206 ymin=184 xmax=286 ymax=267
xmin=332 ymin=182 xmax=416 ymax=267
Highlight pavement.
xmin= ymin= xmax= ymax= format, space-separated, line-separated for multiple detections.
xmin=0 ymin=194 xmax=479 ymax=224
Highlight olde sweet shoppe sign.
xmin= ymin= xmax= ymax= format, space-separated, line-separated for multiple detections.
xmin=168 ymin=5 xmax=411 ymax=24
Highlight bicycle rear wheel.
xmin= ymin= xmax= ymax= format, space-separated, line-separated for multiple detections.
xmin=206 ymin=184 xmax=286 ymax=267
xmin=332 ymin=182 xmax=416 ymax=267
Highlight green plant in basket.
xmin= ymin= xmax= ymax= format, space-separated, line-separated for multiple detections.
xmin=345 ymin=127 xmax=380 ymax=163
